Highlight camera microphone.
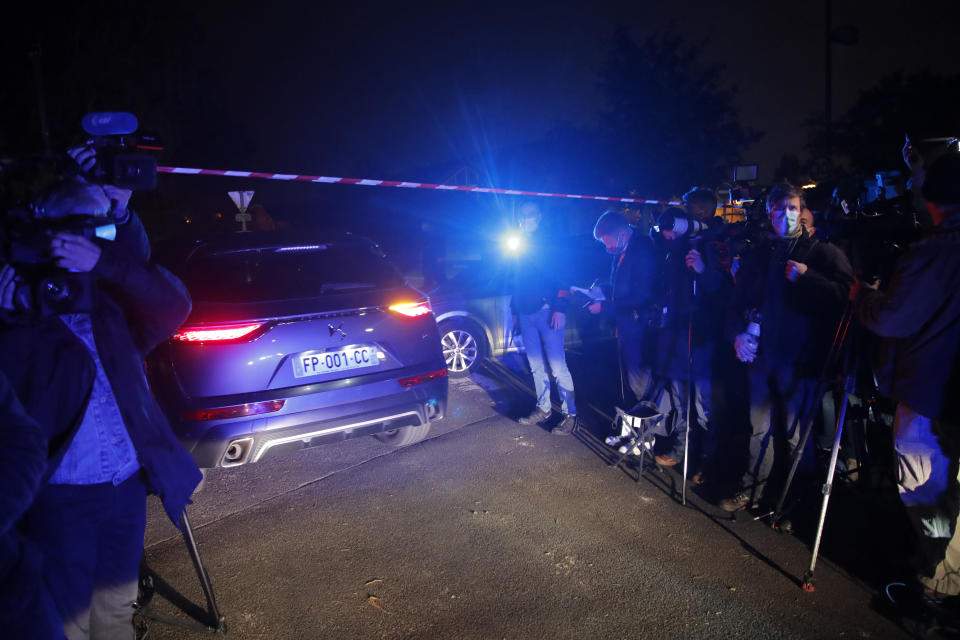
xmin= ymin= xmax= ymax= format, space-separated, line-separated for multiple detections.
xmin=82 ymin=112 xmax=139 ymax=137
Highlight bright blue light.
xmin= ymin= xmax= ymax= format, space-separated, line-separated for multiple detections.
xmin=95 ymin=224 xmax=117 ymax=241
xmin=501 ymin=231 xmax=525 ymax=255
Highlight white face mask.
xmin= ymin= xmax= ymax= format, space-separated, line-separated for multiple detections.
xmin=769 ymin=198 xmax=802 ymax=237
xmin=784 ymin=210 xmax=800 ymax=235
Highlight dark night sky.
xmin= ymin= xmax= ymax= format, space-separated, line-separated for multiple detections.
xmin=2 ymin=1 xmax=958 ymax=211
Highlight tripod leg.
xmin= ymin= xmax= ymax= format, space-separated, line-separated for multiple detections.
xmin=803 ymin=377 xmax=852 ymax=591
xmin=773 ymin=302 xmax=856 ymax=524
xmin=771 ymin=380 xmax=824 ymax=524
xmin=179 ymin=510 xmax=226 ymax=633
xmin=682 ymin=381 xmax=691 ymax=505
xmin=616 ymin=336 xmax=627 ymax=406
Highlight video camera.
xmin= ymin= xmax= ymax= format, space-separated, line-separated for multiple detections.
xmin=0 ymin=113 xmax=157 ymax=317
xmin=80 ymin=112 xmax=159 ymax=190
xmin=820 ymin=171 xmax=922 ymax=281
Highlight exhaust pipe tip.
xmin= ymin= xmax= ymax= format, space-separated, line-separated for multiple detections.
xmin=221 ymin=438 xmax=253 ymax=467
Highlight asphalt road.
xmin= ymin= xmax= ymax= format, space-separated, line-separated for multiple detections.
xmin=141 ymin=367 xmax=910 ymax=639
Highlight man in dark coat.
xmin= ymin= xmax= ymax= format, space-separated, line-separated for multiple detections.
xmin=0 ymin=167 xmax=201 ymax=639
xmin=648 ymin=208 xmax=733 ymax=477
xmin=858 ymin=153 xmax=960 ymax=604
xmin=720 ymin=183 xmax=854 ymax=511
xmin=589 ymin=210 xmax=658 ymax=405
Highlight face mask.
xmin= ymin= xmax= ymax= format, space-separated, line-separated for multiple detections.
xmin=785 ymin=210 xmax=800 ymax=235
xmin=771 ymin=208 xmax=801 ymax=237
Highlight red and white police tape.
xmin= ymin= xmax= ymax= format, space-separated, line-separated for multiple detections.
xmin=157 ymin=166 xmax=682 ymax=206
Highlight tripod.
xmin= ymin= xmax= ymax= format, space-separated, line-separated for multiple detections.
xmin=134 ymin=509 xmax=227 ymax=637
xmin=767 ymin=301 xmax=856 ymax=528
xmin=751 ymin=301 xmax=860 ymax=591
xmin=800 ymin=363 xmax=857 ymax=591
xmin=681 ymin=280 xmax=697 ymax=505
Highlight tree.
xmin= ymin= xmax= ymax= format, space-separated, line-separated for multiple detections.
xmin=599 ymin=28 xmax=761 ymax=197
xmin=809 ymin=71 xmax=960 ymax=176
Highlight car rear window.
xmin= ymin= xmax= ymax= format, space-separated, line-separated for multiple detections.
xmin=180 ymin=244 xmax=405 ymax=303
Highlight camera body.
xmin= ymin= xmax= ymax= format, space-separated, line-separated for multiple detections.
xmin=1 ymin=205 xmax=118 ymax=317
xmin=821 ymin=172 xmax=922 ymax=281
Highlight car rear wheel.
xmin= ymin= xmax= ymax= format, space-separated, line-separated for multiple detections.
xmin=374 ymin=422 xmax=431 ymax=446
xmin=439 ymin=319 xmax=486 ymax=378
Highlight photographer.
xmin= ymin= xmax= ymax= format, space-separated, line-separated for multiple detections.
xmin=720 ymin=183 xmax=854 ymax=512
xmin=0 ymin=150 xmax=201 ymax=639
xmin=857 ymin=153 xmax=960 ymax=608
xmin=589 ymin=210 xmax=658 ymax=404
xmin=682 ymin=186 xmax=719 ymax=223
xmin=649 ymin=208 xmax=733 ymax=480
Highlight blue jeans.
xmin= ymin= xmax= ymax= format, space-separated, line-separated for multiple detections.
xmin=22 ymin=475 xmax=147 ymax=640
xmin=662 ymin=377 xmax=713 ymax=464
xmin=519 ymin=308 xmax=576 ymax=415
xmin=893 ymin=404 xmax=960 ymax=596
xmin=740 ymin=366 xmax=818 ymax=500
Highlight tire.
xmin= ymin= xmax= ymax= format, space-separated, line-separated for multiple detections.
xmin=438 ymin=318 xmax=487 ymax=378
xmin=374 ymin=422 xmax=431 ymax=446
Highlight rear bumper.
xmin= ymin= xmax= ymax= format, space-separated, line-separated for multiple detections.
xmin=171 ymin=375 xmax=447 ymax=468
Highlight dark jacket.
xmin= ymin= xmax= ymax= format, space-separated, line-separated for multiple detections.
xmin=596 ymin=230 xmax=659 ymax=369
xmin=651 ymin=235 xmax=733 ymax=380
xmin=858 ymin=215 xmax=960 ymax=422
xmin=0 ymin=371 xmax=60 ymax=638
xmin=726 ymin=232 xmax=854 ymax=378
xmin=600 ymin=229 xmax=657 ymax=326
xmin=510 ymin=233 xmax=568 ymax=316
xmin=0 ymin=220 xmax=201 ymax=524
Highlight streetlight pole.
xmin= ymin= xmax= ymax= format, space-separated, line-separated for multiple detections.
xmin=824 ymin=0 xmax=832 ymax=161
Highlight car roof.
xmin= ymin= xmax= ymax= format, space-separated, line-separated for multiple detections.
xmin=154 ymin=231 xmax=381 ymax=264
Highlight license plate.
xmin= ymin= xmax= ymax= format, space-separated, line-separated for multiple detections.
xmin=292 ymin=345 xmax=378 ymax=378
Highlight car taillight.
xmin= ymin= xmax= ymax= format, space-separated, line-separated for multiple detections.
xmin=388 ymin=300 xmax=432 ymax=317
xmin=398 ymin=368 xmax=448 ymax=387
xmin=172 ymin=322 xmax=266 ymax=344
xmin=183 ymin=400 xmax=285 ymax=422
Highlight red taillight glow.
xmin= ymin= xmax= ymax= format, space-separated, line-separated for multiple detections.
xmin=388 ymin=300 xmax=432 ymax=317
xmin=183 ymin=400 xmax=285 ymax=422
xmin=398 ymin=368 xmax=448 ymax=387
xmin=172 ymin=322 xmax=266 ymax=344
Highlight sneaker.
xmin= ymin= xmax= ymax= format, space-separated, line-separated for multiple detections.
xmin=517 ymin=408 xmax=550 ymax=425
xmin=655 ymin=455 xmax=679 ymax=467
xmin=719 ymin=492 xmax=756 ymax=512
xmin=551 ymin=414 xmax=576 ymax=436
xmin=880 ymin=581 xmax=946 ymax=632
